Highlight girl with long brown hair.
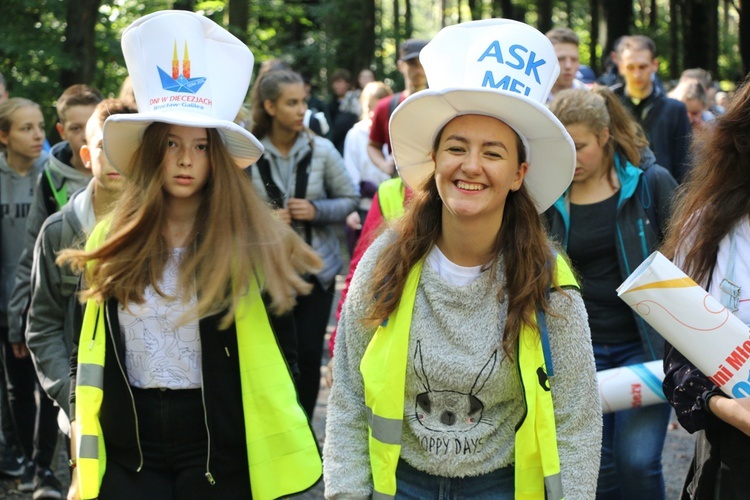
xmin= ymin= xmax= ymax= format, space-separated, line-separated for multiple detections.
xmin=546 ymin=86 xmax=678 ymax=499
xmin=248 ymin=68 xmax=359 ymax=420
xmin=324 ymin=19 xmax=600 ymax=499
xmin=60 ymin=11 xmax=322 ymax=500
xmin=661 ymin=77 xmax=750 ymax=499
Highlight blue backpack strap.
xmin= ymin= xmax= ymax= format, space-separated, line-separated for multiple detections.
xmin=537 ymin=307 xmax=554 ymax=377
xmin=537 ymin=250 xmax=580 ymax=378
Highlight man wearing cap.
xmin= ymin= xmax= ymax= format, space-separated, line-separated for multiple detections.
xmin=545 ymin=27 xmax=588 ymax=105
xmin=366 ymin=39 xmax=428 ymax=177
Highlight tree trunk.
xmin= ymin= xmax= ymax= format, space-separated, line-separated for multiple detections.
xmin=682 ymin=0 xmax=719 ymax=77
xmin=60 ymin=0 xmax=102 ymax=88
xmin=405 ymin=0 xmax=412 ymax=38
xmin=468 ymin=0 xmax=480 ymax=20
xmin=649 ymin=0 xmax=657 ymax=27
xmin=228 ymin=0 xmax=249 ymax=43
xmin=669 ymin=0 xmax=680 ymax=79
xmin=393 ymin=0 xmax=401 ymax=68
xmin=740 ymin=0 xmax=750 ymax=77
xmin=590 ymin=0 xmax=600 ymax=74
xmin=537 ymin=0 xmax=553 ymax=33
xmin=603 ymin=0 xmax=632 ymax=55
xmin=172 ymin=0 xmax=195 ymax=10
xmin=441 ymin=0 xmax=446 ymax=27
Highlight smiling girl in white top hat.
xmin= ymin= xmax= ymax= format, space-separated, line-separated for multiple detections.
xmin=324 ymin=19 xmax=601 ymax=499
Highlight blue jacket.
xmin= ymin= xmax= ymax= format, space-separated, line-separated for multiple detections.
xmin=544 ymin=150 xmax=677 ymax=359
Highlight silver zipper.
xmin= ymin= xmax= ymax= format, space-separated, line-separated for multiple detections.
xmin=199 ymin=366 xmax=215 ymax=485
xmin=106 ymin=306 xmax=144 ymax=472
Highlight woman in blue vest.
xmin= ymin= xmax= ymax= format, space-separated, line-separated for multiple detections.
xmin=324 ymin=19 xmax=601 ymax=499
xmin=545 ymin=87 xmax=677 ymax=499
xmin=59 ymin=11 xmax=322 ymax=500
xmin=662 ymin=77 xmax=750 ymax=499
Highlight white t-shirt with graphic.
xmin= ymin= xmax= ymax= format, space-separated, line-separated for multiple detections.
xmin=118 ymin=248 xmax=201 ymax=389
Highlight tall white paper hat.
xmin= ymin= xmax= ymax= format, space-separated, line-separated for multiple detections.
xmin=389 ymin=18 xmax=575 ymax=213
xmin=103 ymin=10 xmax=263 ymax=174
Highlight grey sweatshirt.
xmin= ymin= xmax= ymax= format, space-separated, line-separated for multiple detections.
xmin=0 ymin=151 xmax=48 ymax=330
xmin=323 ymin=232 xmax=602 ymax=498
xmin=249 ymin=132 xmax=359 ymax=289
xmin=7 ymin=141 xmax=90 ymax=343
xmin=26 ymin=183 xmax=93 ymax=416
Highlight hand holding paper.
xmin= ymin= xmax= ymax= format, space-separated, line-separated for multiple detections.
xmin=618 ymin=251 xmax=750 ymax=410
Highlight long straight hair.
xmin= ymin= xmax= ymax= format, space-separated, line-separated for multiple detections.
xmin=661 ymin=76 xmax=750 ymax=285
xmin=365 ymin=125 xmax=559 ymax=358
xmin=60 ymin=122 xmax=321 ymax=327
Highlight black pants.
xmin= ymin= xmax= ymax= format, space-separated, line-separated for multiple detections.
xmin=1 ymin=337 xmax=58 ymax=469
xmin=294 ymin=278 xmax=335 ymax=419
xmin=100 ymin=387 xmax=251 ymax=500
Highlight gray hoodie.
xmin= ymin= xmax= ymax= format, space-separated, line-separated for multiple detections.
xmin=26 ymin=182 xmax=93 ymax=416
xmin=7 ymin=141 xmax=90 ymax=343
xmin=250 ymin=132 xmax=359 ymax=289
xmin=0 ymin=151 xmax=48 ymax=331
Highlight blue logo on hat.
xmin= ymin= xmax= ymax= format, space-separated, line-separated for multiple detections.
xmin=158 ymin=41 xmax=206 ymax=94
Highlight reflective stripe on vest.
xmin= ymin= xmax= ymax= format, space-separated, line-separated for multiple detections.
xmin=360 ymin=254 xmax=578 ymax=499
xmin=75 ymin=220 xmax=322 ymax=499
xmin=377 ymin=178 xmax=406 ymax=221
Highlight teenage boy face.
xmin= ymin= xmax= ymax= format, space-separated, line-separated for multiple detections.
xmin=617 ymin=48 xmax=659 ymax=99
xmin=57 ymin=104 xmax=97 ymax=171
xmin=80 ymin=115 xmax=122 ymax=194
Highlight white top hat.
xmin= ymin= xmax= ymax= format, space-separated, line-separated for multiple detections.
xmin=103 ymin=10 xmax=263 ymax=174
xmin=389 ymin=18 xmax=575 ymax=213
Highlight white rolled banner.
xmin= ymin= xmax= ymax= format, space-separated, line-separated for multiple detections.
xmin=597 ymin=360 xmax=666 ymax=414
xmin=617 ymin=251 xmax=750 ymax=410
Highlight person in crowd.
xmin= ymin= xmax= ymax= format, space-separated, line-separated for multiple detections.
xmin=326 ymin=68 xmax=360 ymax=155
xmin=668 ymin=80 xmax=715 ymax=132
xmin=0 ymin=73 xmax=8 ymax=103
xmin=4 ymin=84 xmax=101 ymax=496
xmin=324 ymin=19 xmax=600 ymax=499
xmin=0 ymin=97 xmax=60 ymax=497
xmin=248 ymin=69 xmax=358 ymax=420
xmin=661 ymin=75 xmax=750 ymax=500
xmin=715 ymin=90 xmax=730 ymax=114
xmin=8 ymin=84 xmax=103 ymax=353
xmin=613 ymin=35 xmax=692 ymax=183
xmin=342 ymin=80 xmax=393 ymax=255
xmin=357 ymin=68 xmax=375 ymax=90
xmin=545 ymin=27 xmax=587 ymax=104
xmin=367 ymin=38 xmax=428 ymax=176
xmin=679 ymin=67 xmax=722 ymax=116
xmin=26 ymin=99 xmax=136 ymax=425
xmin=546 ymin=86 xmax=678 ymax=500
xmin=59 ymin=11 xmax=323 ymax=500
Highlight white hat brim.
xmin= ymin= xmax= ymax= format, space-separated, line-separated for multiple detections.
xmin=390 ymin=88 xmax=575 ymax=213
xmin=103 ymin=111 xmax=264 ymax=175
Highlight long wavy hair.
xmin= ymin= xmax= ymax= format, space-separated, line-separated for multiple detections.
xmin=365 ymin=122 xmax=559 ymax=358
xmin=59 ymin=122 xmax=321 ymax=327
xmin=551 ymin=85 xmax=648 ymax=175
xmin=661 ymin=76 xmax=750 ymax=285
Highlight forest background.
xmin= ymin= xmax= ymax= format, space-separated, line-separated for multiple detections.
xmin=0 ymin=0 xmax=747 ymax=138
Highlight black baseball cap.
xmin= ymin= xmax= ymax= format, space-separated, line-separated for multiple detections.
xmin=399 ymin=39 xmax=429 ymax=61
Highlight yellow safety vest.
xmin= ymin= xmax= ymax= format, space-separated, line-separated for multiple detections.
xmin=377 ymin=178 xmax=406 ymax=221
xmin=359 ymin=253 xmax=578 ymax=499
xmin=75 ymin=221 xmax=322 ymax=499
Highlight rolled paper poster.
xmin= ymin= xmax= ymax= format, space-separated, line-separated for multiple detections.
xmin=618 ymin=251 xmax=750 ymax=410
xmin=597 ymin=360 xmax=666 ymax=414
